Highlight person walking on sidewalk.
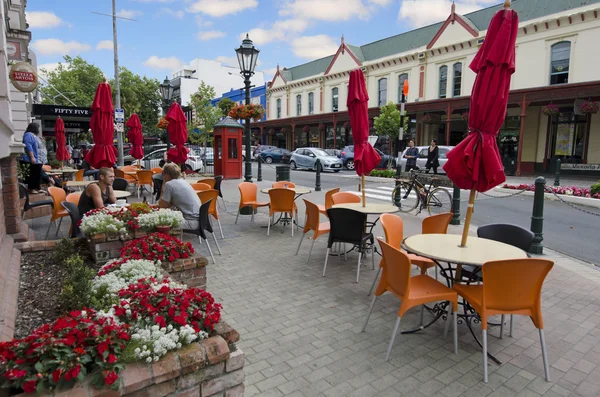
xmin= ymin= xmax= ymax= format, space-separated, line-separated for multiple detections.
xmin=425 ymin=139 xmax=439 ymax=174
xmin=403 ymin=139 xmax=419 ymax=172
xmin=20 ymin=123 xmax=43 ymax=194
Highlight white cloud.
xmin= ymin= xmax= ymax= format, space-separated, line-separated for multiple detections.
xmin=26 ymin=11 xmax=63 ymax=28
xmin=38 ymin=62 xmax=61 ymax=79
xmin=195 ymin=16 xmax=214 ymax=28
xmin=398 ymin=0 xmax=497 ymax=28
xmin=116 ymin=9 xmax=142 ymax=19
xmin=160 ymin=8 xmax=185 ymax=18
xmin=291 ymin=35 xmax=338 ymax=60
xmin=280 ymin=0 xmax=371 ymax=21
xmin=143 ymin=55 xmax=186 ymax=71
xmin=197 ymin=30 xmax=226 ymax=40
xmin=215 ymin=56 xmax=238 ymax=67
xmin=96 ymin=40 xmax=114 ymax=50
xmin=262 ymin=67 xmax=278 ymax=80
xmin=31 ymin=39 xmax=90 ymax=56
xmin=187 ymin=0 xmax=258 ymax=17
xmin=242 ymin=18 xmax=309 ymax=45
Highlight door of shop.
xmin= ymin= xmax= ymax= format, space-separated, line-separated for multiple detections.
xmin=546 ymin=111 xmax=587 ymax=173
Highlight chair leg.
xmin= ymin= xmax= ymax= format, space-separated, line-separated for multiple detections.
xmin=371 ymin=243 xmax=375 ymax=270
xmin=235 ymin=209 xmax=240 ymax=224
xmin=343 ymin=243 xmax=347 ymax=262
xmin=45 ymin=220 xmax=53 ymax=240
xmin=435 ymin=265 xmax=438 ymax=280
xmin=444 ymin=303 xmax=452 ymax=339
xmin=499 ymin=314 xmax=505 ymax=339
xmin=356 ymin=252 xmax=363 ymax=283
xmin=368 ymin=267 xmax=381 ymax=297
xmin=56 ymin=217 xmax=63 ymax=236
xmin=220 ymin=197 xmax=228 ymax=212
xmin=306 ymin=238 xmax=316 ymax=264
xmin=217 ymin=218 xmax=224 ymax=239
xmin=295 ymin=233 xmax=305 ymax=255
xmin=267 ymin=213 xmax=271 ymax=236
xmin=322 ymin=248 xmax=330 ymax=277
xmin=385 ymin=317 xmax=402 ymax=362
xmin=212 ymin=232 xmax=222 ymax=255
xmin=291 ymin=211 xmax=294 ymax=237
xmin=539 ymin=329 xmax=551 ymax=381
xmin=361 ymin=295 xmax=377 ymax=332
xmin=453 ymin=308 xmax=458 ymax=355
xmin=509 ymin=315 xmax=514 ymax=337
xmin=420 ymin=305 xmax=425 ymax=327
xmin=251 ymin=208 xmax=255 ymax=223
xmin=203 ymin=237 xmax=216 ymax=264
xmin=482 ymin=329 xmax=489 ymax=383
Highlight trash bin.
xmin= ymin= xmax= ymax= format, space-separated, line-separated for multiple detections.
xmin=276 ymin=165 xmax=290 ymax=182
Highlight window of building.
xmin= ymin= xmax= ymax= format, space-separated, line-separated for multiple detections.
xmin=378 ymin=78 xmax=388 ymax=107
xmin=550 ymin=41 xmax=571 ymax=85
xmin=439 ymin=66 xmax=448 ymax=99
xmin=296 ymin=95 xmax=302 ymax=116
xmin=308 ymin=92 xmax=314 ymax=115
xmin=332 ymin=87 xmax=339 ymax=112
xmin=276 ymin=98 xmax=281 ymax=119
xmin=397 ymin=73 xmax=408 ymax=103
xmin=452 ymin=63 xmax=462 ymax=97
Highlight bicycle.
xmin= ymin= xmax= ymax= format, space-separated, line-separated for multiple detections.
xmin=392 ymin=169 xmax=453 ymax=214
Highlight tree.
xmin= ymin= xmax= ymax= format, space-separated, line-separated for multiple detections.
xmin=374 ymin=102 xmax=402 ymax=168
xmin=187 ymin=82 xmax=220 ymax=151
xmin=187 ymin=107 xmax=220 ymax=146
xmin=217 ymin=98 xmax=235 ymax=117
xmin=39 ymin=55 xmax=105 ymax=107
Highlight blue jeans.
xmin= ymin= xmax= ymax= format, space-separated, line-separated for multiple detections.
xmin=84 ymin=170 xmax=99 ymax=180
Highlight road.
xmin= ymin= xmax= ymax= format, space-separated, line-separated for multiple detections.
xmin=249 ymin=162 xmax=600 ymax=266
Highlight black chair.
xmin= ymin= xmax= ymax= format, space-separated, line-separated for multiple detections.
xmin=213 ymin=175 xmax=226 ymax=211
xmin=153 ymin=177 xmax=163 ymax=202
xmin=113 ymin=177 xmax=129 ymax=191
xmin=19 ymin=183 xmax=53 ymax=221
xmin=181 ymin=199 xmax=221 ymax=264
xmin=323 ymin=208 xmax=375 ymax=283
xmin=61 ymin=202 xmax=82 ymax=238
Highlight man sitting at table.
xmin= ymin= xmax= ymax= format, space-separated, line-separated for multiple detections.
xmin=78 ymin=167 xmax=117 ymax=217
xmin=158 ymin=163 xmax=201 ymax=229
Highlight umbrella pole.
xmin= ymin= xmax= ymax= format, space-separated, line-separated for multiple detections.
xmin=361 ymin=175 xmax=366 ymax=207
xmin=460 ymin=189 xmax=476 ymax=247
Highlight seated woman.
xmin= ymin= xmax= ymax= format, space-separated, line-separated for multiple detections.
xmin=77 ymin=167 xmax=116 ymax=217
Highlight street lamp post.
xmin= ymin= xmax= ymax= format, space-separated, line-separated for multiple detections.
xmin=235 ymin=34 xmax=260 ymax=183
xmin=160 ymin=76 xmax=174 ymax=150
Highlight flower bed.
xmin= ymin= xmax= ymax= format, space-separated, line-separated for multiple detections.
xmin=502 ymin=183 xmax=600 ymax=199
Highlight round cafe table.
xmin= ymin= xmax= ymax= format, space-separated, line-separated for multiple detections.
xmin=260 ymin=186 xmax=312 ymax=229
xmin=114 ymin=190 xmax=131 ymax=199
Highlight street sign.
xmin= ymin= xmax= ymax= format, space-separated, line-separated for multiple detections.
xmin=116 ymin=122 xmax=124 ymax=133
xmin=115 ymin=108 xmax=125 ymax=123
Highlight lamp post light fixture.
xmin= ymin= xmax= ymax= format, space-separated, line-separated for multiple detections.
xmin=235 ymin=34 xmax=260 ymax=183
xmin=160 ymin=76 xmax=175 ymax=150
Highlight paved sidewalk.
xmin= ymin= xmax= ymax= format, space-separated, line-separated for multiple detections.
xmin=504 ymin=175 xmax=598 ymax=189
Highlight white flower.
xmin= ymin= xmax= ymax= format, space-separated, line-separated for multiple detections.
xmin=92 ymin=259 xmax=162 ymax=296
xmin=81 ymin=211 xmax=126 ymax=237
xmin=137 ymin=209 xmax=184 ymax=230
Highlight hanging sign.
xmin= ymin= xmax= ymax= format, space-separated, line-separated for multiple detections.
xmin=9 ymin=62 xmax=38 ymax=92
xmin=114 ymin=108 xmax=125 ymax=123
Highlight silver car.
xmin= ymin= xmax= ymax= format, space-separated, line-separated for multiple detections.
xmin=398 ymin=145 xmax=454 ymax=173
xmin=141 ymin=148 xmax=204 ymax=171
xmin=290 ymin=148 xmax=343 ymax=172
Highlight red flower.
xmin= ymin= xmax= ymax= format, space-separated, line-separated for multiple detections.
xmin=107 ymin=354 xmax=118 ymax=364
xmin=65 ymin=365 xmax=81 ymax=381
xmin=97 ymin=340 xmax=110 ymax=355
xmin=104 ymin=371 xmax=119 ymax=385
xmin=52 ymin=369 xmax=63 ymax=383
xmin=22 ymin=380 xmax=37 ymax=393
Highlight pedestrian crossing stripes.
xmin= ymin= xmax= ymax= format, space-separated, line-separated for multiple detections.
xmin=348 ymin=185 xmax=453 ymax=203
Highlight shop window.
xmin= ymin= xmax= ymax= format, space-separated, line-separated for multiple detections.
xmin=228 ymin=138 xmax=238 ymax=159
xmin=378 ymin=78 xmax=388 ymax=107
xmin=397 ymin=73 xmax=408 ymax=103
xmin=296 ymin=95 xmax=302 ymax=116
xmin=550 ymin=42 xmax=570 ymax=85
xmin=308 ymin=92 xmax=314 ymax=115
xmin=332 ymin=87 xmax=338 ymax=112
xmin=453 ymin=63 xmax=462 ymax=97
xmin=439 ymin=66 xmax=448 ymax=99
xmin=276 ymin=98 xmax=281 ymax=119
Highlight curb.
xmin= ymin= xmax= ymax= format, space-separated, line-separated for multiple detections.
xmin=492 ymin=187 xmax=600 ymax=209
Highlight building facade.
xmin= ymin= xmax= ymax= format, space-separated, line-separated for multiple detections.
xmin=256 ymin=0 xmax=600 ymax=175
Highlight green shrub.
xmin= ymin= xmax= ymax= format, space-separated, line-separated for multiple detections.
xmin=59 ymin=255 xmax=95 ymax=311
xmin=52 ymin=238 xmax=76 ymax=264
xmin=591 ymin=180 xmax=600 ymax=196
xmin=370 ymin=169 xmax=396 ymax=178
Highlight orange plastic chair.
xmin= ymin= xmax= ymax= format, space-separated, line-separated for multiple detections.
xmin=331 ymin=192 xmax=361 ymax=205
xmin=317 ymin=188 xmax=340 ymax=215
xmin=423 ymin=212 xmax=453 ymax=234
xmin=197 ymin=178 xmax=215 ymax=189
xmin=136 ymin=170 xmax=154 ymax=199
xmin=66 ymin=192 xmax=81 ymax=205
xmin=42 ymin=165 xmax=51 ymax=171
xmin=151 ymin=167 xmax=163 ymax=174
xmin=267 ymin=188 xmax=297 ymax=236
xmin=120 ymin=166 xmax=138 ymax=184
xmin=197 ymin=189 xmax=224 ymax=239
xmin=114 ymin=169 xmax=126 ymax=179
xmin=45 ymin=187 xmax=69 ymax=239
xmin=235 ymin=182 xmax=269 ymax=224
xmin=75 ymin=169 xmax=85 ymax=182
xmin=362 ymin=239 xmax=459 ymax=361
xmin=453 ymin=258 xmax=553 ymax=383
xmin=272 ymin=181 xmax=296 ymax=188
xmin=191 ymin=183 xmax=211 ymax=192
xmin=295 ymin=199 xmax=330 ymax=263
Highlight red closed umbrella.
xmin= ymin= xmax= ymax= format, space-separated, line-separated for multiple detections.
xmin=347 ymin=69 xmax=381 ymax=206
xmin=87 ymin=81 xmax=117 ymax=168
xmin=54 ymin=117 xmax=70 ymax=163
xmin=443 ymin=0 xmax=519 ymax=246
xmin=126 ymin=114 xmax=144 ymax=160
xmin=165 ymin=102 xmax=189 ymax=164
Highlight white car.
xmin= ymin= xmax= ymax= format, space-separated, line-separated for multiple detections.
xmin=141 ymin=148 xmax=203 ymax=171
xmin=398 ymin=145 xmax=454 ymax=173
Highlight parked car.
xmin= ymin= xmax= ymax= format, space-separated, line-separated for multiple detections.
xmin=140 ymin=148 xmax=203 ymax=172
xmin=124 ymin=144 xmax=167 ymax=165
xmin=340 ymin=145 xmax=397 ymax=170
xmin=253 ymin=145 xmax=277 ymax=158
xmin=196 ymin=147 xmax=214 ymax=165
xmin=242 ymin=145 xmax=257 ymax=161
xmin=290 ymin=148 xmax=343 ymax=172
xmin=260 ymin=148 xmax=292 ymax=164
xmin=397 ymin=145 xmax=455 ymax=173
xmin=325 ymin=149 xmax=341 ymax=158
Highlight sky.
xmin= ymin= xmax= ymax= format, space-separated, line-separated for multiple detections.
xmin=28 ymin=0 xmax=501 ymax=87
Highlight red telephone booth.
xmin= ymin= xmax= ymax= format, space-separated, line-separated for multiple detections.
xmin=214 ymin=117 xmax=243 ymax=179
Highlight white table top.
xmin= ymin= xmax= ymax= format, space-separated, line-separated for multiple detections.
xmin=65 ymin=180 xmax=92 ymax=187
xmin=331 ymin=202 xmax=400 ymax=215
xmin=261 ymin=186 xmax=312 ymax=195
xmin=402 ymin=234 xmax=528 ymax=267
xmin=48 ymin=168 xmax=78 ymax=174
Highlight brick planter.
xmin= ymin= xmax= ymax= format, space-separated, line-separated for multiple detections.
xmin=162 ymin=255 xmax=207 ymax=289
xmin=12 ymin=322 xmax=244 ymax=397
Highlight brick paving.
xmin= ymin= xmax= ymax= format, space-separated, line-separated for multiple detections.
xmin=24 ymin=179 xmax=600 ymax=397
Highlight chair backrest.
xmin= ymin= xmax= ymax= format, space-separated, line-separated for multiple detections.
xmin=324 ymin=188 xmax=341 ymax=210
xmin=422 ymin=212 xmax=453 ymax=234
xmin=18 ymin=183 xmax=30 ymax=211
xmin=481 ymin=258 xmax=553 ymax=328
xmin=197 ymin=178 xmax=215 ymax=189
xmin=238 ymin=182 xmax=258 ymax=205
xmin=75 ymin=169 xmax=85 ymax=182
xmin=61 ymin=202 xmax=82 ymax=238
xmin=197 ymin=190 xmax=219 ymax=216
xmin=192 ymin=183 xmax=211 ymax=191
xmin=378 ymin=239 xmax=412 ymax=298
xmin=113 ymin=177 xmax=129 ymax=191
xmin=48 ymin=187 xmax=66 ymax=218
xmin=154 ymin=178 xmax=163 ymax=201
xmin=268 ymin=188 xmax=295 ymax=213
xmin=326 ymin=208 xmax=367 ymax=246
xmin=477 ymin=223 xmax=535 ymax=252
xmin=66 ymin=192 xmax=81 ymax=205
xmin=121 ymin=165 xmax=137 ymax=172
xmin=114 ymin=169 xmax=125 ymax=179
xmin=151 ymin=167 xmax=163 ymax=174
xmin=272 ymin=181 xmax=296 ymax=188
xmin=213 ymin=175 xmax=223 ymax=198
xmin=199 ymin=198 xmax=214 ymax=236
xmin=331 ymin=192 xmax=361 ymax=205
xmin=136 ymin=170 xmax=154 ymax=185
xmin=380 ymin=213 xmax=404 ymax=248
xmin=303 ymin=199 xmax=321 ymax=232
xmin=42 ymin=165 xmax=51 ymax=171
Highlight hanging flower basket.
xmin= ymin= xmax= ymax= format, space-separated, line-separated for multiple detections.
xmin=268 ymin=128 xmax=276 ymax=136
xmin=156 ymin=117 xmax=169 ymax=129
xmin=228 ymin=103 xmax=266 ymax=121
xmin=318 ymin=123 xmax=325 ymax=132
xmin=421 ymin=114 xmax=437 ymax=124
xmin=280 ymin=127 xmax=287 ymax=134
xmin=461 ymin=111 xmax=469 ymax=121
xmin=302 ymin=125 xmax=310 ymax=133
xmin=542 ymin=104 xmax=560 ymax=117
xmin=580 ymin=100 xmax=599 ymax=115
xmin=343 ymin=121 xmax=351 ymax=131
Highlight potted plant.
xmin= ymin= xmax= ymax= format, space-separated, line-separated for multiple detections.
xmin=80 ymin=209 xmax=127 ymax=241
xmin=120 ymin=233 xmax=194 ymax=262
xmin=542 ymin=103 xmax=560 ymax=116
xmin=461 ymin=111 xmax=469 ymax=121
xmin=580 ymin=100 xmax=599 ymax=115
xmin=228 ymin=103 xmax=266 ymax=121
xmin=421 ymin=113 xmax=437 ymax=124
xmin=137 ymin=208 xmax=184 ymax=234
